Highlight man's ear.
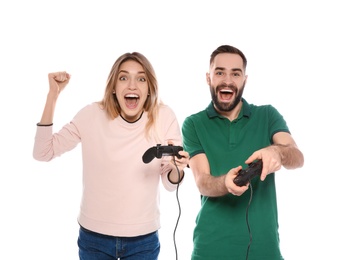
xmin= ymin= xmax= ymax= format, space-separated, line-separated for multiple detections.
xmin=206 ymin=72 xmax=211 ymax=85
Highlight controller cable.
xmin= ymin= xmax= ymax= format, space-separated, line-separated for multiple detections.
xmin=171 ymin=155 xmax=181 ymax=260
xmin=245 ymin=182 xmax=253 ymax=260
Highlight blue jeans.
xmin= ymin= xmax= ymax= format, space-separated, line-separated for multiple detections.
xmin=78 ymin=226 xmax=160 ymax=260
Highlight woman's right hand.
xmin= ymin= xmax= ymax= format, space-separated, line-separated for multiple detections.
xmin=48 ymin=71 xmax=71 ymax=97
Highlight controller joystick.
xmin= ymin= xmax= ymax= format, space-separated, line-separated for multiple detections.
xmin=142 ymin=144 xmax=183 ymax=164
xmin=233 ymin=159 xmax=263 ymax=186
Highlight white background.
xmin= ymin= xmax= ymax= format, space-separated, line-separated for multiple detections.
xmin=0 ymin=1 xmax=338 ymax=259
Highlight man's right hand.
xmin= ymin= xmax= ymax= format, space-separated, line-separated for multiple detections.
xmin=225 ymin=166 xmax=249 ymax=196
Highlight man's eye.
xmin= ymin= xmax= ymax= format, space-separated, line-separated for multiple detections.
xmin=216 ymin=72 xmax=223 ymax=76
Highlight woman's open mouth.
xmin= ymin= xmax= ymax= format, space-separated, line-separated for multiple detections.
xmin=125 ymin=94 xmax=139 ymax=109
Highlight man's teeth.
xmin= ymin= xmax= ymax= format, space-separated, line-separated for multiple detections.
xmin=220 ymin=90 xmax=233 ymax=93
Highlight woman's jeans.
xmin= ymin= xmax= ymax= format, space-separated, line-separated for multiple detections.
xmin=78 ymin=226 xmax=160 ymax=260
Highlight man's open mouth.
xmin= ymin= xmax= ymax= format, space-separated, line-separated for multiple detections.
xmin=219 ymin=89 xmax=234 ymax=101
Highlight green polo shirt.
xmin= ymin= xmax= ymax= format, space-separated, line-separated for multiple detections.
xmin=182 ymin=99 xmax=290 ymax=260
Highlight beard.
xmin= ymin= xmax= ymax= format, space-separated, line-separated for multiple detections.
xmin=210 ymin=82 xmax=245 ymax=112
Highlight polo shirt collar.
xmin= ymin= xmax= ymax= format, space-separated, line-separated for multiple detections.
xmin=206 ymin=98 xmax=251 ymax=119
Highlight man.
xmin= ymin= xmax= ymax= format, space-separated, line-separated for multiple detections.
xmin=182 ymin=45 xmax=304 ymax=260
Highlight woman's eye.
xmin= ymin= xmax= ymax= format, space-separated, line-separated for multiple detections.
xmin=119 ymin=76 xmax=127 ymax=81
xmin=138 ymin=77 xmax=146 ymax=82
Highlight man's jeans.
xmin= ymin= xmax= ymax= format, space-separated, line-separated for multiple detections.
xmin=78 ymin=226 xmax=160 ymax=260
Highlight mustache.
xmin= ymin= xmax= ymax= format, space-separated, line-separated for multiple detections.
xmin=216 ymin=83 xmax=237 ymax=92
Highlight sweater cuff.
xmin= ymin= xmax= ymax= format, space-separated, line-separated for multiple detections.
xmin=37 ymin=123 xmax=53 ymax=126
xmin=167 ymin=170 xmax=185 ymax=185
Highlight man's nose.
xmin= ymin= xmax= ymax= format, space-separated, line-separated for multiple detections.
xmin=222 ymin=74 xmax=233 ymax=84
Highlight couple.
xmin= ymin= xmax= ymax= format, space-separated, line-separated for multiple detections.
xmin=33 ymin=45 xmax=304 ymax=260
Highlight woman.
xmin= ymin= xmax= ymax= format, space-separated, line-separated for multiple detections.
xmin=33 ymin=52 xmax=189 ymax=259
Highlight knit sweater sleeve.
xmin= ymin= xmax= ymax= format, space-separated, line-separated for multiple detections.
xmin=32 ymin=105 xmax=87 ymax=161
xmin=158 ymin=105 xmax=184 ymax=191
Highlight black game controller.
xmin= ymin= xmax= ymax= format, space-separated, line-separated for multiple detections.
xmin=142 ymin=144 xmax=183 ymax=164
xmin=233 ymin=159 xmax=263 ymax=186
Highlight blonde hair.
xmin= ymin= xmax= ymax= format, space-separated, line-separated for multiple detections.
xmin=99 ymin=52 xmax=160 ymax=140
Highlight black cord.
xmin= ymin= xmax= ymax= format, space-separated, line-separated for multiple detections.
xmin=245 ymin=182 xmax=253 ymax=260
xmin=172 ymin=156 xmax=181 ymax=260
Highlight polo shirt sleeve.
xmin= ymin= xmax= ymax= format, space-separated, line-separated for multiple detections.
xmin=267 ymin=105 xmax=291 ymax=143
xmin=182 ymin=116 xmax=204 ymax=158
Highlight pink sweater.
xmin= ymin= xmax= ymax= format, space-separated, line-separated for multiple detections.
xmin=33 ymin=102 xmax=183 ymax=237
